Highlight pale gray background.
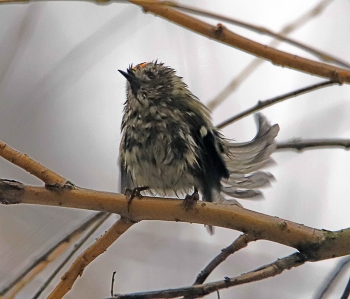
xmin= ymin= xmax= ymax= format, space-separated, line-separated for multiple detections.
xmin=0 ymin=1 xmax=350 ymax=298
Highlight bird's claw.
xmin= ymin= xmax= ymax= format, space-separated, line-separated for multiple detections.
xmin=125 ymin=186 xmax=149 ymax=212
xmin=183 ymin=189 xmax=199 ymax=210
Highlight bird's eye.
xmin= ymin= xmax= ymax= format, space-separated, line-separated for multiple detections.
xmin=142 ymin=92 xmax=147 ymax=98
xmin=145 ymin=71 xmax=156 ymax=79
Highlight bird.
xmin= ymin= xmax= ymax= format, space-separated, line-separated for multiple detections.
xmin=118 ymin=61 xmax=279 ymax=209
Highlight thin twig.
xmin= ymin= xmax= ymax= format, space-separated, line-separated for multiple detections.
xmin=111 ymin=271 xmax=117 ymax=297
xmin=314 ymin=256 xmax=350 ymax=299
xmin=183 ymin=236 xmax=254 ymax=299
xmin=0 ymin=140 xmax=67 ymax=186
xmin=216 ymin=80 xmax=336 ymax=129
xmin=46 ymin=217 xmax=135 ymax=299
xmin=340 ymin=277 xmax=350 ymax=299
xmin=31 ymin=213 xmax=111 ymax=299
xmin=194 ymin=234 xmax=255 ymax=285
xmin=167 ymin=0 xmax=348 ymax=69
xmin=277 ymin=139 xmax=350 ymax=152
xmin=110 ymin=252 xmax=306 ymax=299
xmin=208 ymin=59 xmax=264 ymax=110
xmin=0 ymin=211 xmax=107 ymax=297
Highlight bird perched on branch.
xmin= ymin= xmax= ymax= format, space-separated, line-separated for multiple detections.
xmin=119 ymin=61 xmax=279 ymax=209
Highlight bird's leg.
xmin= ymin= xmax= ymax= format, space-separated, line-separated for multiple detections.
xmin=183 ymin=188 xmax=200 ymax=209
xmin=124 ymin=186 xmax=149 ymax=212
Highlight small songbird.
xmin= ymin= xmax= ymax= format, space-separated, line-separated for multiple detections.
xmin=119 ymin=61 xmax=279 ymax=207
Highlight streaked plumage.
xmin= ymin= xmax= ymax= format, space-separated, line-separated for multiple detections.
xmin=119 ymin=62 xmax=279 ymax=203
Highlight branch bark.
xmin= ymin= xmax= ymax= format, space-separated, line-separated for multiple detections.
xmin=47 ymin=217 xmax=134 ymax=299
xmin=0 ymin=140 xmax=67 ymax=186
xmin=0 ymin=212 xmax=107 ymax=298
xmin=169 ymin=0 xmax=350 ymax=69
xmin=216 ymin=80 xmax=336 ymax=129
xmin=110 ymin=253 xmax=306 ymax=299
xmin=276 ymin=139 xmax=350 ymax=151
xmin=193 ymin=234 xmax=255 ymax=285
xmin=128 ymin=0 xmax=350 ymax=84
xmin=0 ymin=179 xmax=349 ymax=262
xmin=32 ymin=213 xmax=111 ymax=299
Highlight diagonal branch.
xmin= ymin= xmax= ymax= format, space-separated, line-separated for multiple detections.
xmin=31 ymin=212 xmax=111 ymax=299
xmin=128 ymin=0 xmax=350 ymax=84
xmin=216 ymin=80 xmax=336 ymax=129
xmin=340 ymin=277 xmax=350 ymax=299
xmin=314 ymin=256 xmax=350 ymax=299
xmin=193 ymin=234 xmax=255 ymax=285
xmin=46 ymin=217 xmax=135 ymax=299
xmin=0 ymin=140 xmax=67 ymax=187
xmin=110 ymin=252 xmax=306 ymax=299
xmin=207 ymin=0 xmax=335 ymax=110
xmin=0 ymin=211 xmax=107 ymax=297
xmin=168 ymin=0 xmax=350 ymax=69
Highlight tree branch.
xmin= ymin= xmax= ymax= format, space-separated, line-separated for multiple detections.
xmin=193 ymin=234 xmax=255 ymax=286
xmin=110 ymin=252 xmax=306 ymax=299
xmin=47 ymin=217 xmax=134 ymax=299
xmin=31 ymin=212 xmax=111 ymax=299
xmin=216 ymin=80 xmax=336 ymax=129
xmin=277 ymin=139 xmax=350 ymax=151
xmin=0 ymin=211 xmax=107 ymax=298
xmin=0 ymin=140 xmax=67 ymax=187
xmin=128 ymin=0 xmax=350 ymax=84
xmin=168 ymin=0 xmax=349 ymax=69
xmin=340 ymin=277 xmax=350 ymax=299
xmin=0 ymin=179 xmax=349 ymax=261
xmin=172 ymin=0 xmax=336 ymax=110
xmin=314 ymin=256 xmax=350 ymax=299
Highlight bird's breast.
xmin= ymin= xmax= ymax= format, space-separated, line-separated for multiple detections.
xmin=122 ymin=120 xmax=197 ymax=190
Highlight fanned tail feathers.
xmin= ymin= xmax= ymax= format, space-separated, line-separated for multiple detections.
xmin=221 ymin=114 xmax=279 ymax=200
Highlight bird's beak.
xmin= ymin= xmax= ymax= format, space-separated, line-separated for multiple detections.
xmin=118 ymin=69 xmax=138 ymax=84
xmin=119 ymin=69 xmax=141 ymax=96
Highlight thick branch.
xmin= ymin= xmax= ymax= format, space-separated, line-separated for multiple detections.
xmin=199 ymin=0 xmax=335 ymax=110
xmin=1 ymin=1 xmax=349 ymax=81
xmin=129 ymin=0 xmax=350 ymax=84
xmin=0 ymin=180 xmax=349 ymax=261
xmin=169 ymin=0 xmax=350 ymax=69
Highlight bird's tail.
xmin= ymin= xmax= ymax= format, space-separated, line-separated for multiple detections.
xmin=221 ymin=113 xmax=280 ymax=200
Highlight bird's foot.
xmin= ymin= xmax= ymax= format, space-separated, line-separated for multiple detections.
xmin=124 ymin=186 xmax=149 ymax=212
xmin=183 ymin=189 xmax=199 ymax=210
